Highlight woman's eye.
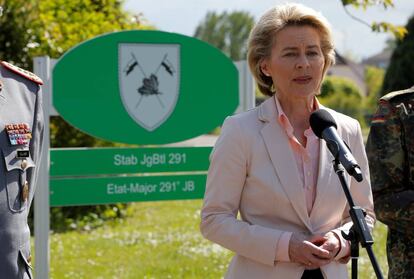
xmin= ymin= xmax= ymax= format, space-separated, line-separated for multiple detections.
xmin=284 ymin=52 xmax=296 ymax=57
xmin=307 ymin=51 xmax=319 ymax=56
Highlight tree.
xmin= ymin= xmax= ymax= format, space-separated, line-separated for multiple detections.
xmin=31 ymin=0 xmax=147 ymax=59
xmin=0 ymin=0 xmax=152 ymax=149
xmin=0 ymin=0 xmax=148 ymax=69
xmin=194 ymin=11 xmax=254 ymax=61
xmin=341 ymin=0 xmax=407 ymax=40
xmin=0 ymin=0 xmax=38 ymax=69
xmin=0 ymin=0 xmax=152 ymax=231
xmin=319 ymin=76 xmax=366 ymax=126
xmin=381 ymin=14 xmax=414 ymax=95
xmin=194 ymin=1 xmax=405 ymax=63
xmin=29 ymin=0 xmax=150 ymax=148
xmin=364 ymin=66 xmax=385 ymax=113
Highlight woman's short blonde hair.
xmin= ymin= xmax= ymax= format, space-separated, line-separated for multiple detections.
xmin=247 ymin=3 xmax=335 ymax=96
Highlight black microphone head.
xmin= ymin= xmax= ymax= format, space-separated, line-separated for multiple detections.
xmin=309 ymin=109 xmax=337 ymax=138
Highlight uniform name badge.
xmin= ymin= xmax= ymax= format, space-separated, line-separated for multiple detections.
xmin=17 ymin=150 xmax=30 ymax=158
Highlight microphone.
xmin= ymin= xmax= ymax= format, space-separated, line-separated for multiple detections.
xmin=310 ymin=109 xmax=363 ymax=182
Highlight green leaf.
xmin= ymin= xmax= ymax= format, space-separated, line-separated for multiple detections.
xmin=371 ymin=22 xmax=407 ymax=40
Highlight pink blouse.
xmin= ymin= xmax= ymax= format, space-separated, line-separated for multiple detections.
xmin=273 ymin=96 xmax=350 ymax=262
xmin=274 ymin=96 xmax=319 ymax=262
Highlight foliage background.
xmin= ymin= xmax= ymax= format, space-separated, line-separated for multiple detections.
xmin=194 ymin=11 xmax=254 ymax=61
xmin=0 ymin=0 xmax=151 ymax=231
xmin=319 ymin=76 xmax=365 ymax=126
xmin=381 ymin=14 xmax=414 ymax=95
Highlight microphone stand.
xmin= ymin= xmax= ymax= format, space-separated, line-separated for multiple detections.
xmin=332 ymin=159 xmax=383 ymax=279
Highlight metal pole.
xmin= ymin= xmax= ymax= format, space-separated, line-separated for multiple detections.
xmin=33 ymin=56 xmax=51 ymax=279
xmin=235 ymin=60 xmax=255 ymax=113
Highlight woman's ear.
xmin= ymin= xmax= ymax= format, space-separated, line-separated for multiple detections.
xmin=260 ymin=60 xmax=271 ymax=77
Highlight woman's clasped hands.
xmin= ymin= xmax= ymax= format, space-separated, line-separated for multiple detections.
xmin=288 ymin=232 xmax=341 ymax=270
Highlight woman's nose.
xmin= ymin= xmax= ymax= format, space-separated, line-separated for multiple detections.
xmin=296 ymin=55 xmax=310 ymax=69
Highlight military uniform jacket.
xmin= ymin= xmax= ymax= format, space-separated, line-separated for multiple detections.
xmin=0 ymin=62 xmax=44 ymax=279
xmin=366 ymin=86 xmax=414 ymax=279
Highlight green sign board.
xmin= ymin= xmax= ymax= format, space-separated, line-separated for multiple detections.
xmin=50 ymin=146 xmax=212 ymax=176
xmin=53 ymin=30 xmax=238 ymax=145
xmin=50 ymin=174 xmax=206 ymax=207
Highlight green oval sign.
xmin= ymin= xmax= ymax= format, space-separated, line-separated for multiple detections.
xmin=53 ymin=30 xmax=238 ymax=145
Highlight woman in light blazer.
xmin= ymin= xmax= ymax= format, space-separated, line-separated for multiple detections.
xmin=200 ymin=3 xmax=375 ymax=279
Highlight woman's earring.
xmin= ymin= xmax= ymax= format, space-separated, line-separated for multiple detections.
xmin=270 ymin=83 xmax=276 ymax=93
xmin=261 ymin=68 xmax=270 ymax=77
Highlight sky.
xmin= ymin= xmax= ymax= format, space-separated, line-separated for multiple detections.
xmin=124 ymin=0 xmax=414 ymax=61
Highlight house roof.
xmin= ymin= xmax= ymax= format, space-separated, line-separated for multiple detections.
xmin=361 ymin=49 xmax=392 ymax=68
xmin=328 ymin=51 xmax=367 ymax=95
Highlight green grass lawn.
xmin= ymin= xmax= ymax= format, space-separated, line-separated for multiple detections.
xmin=37 ymin=200 xmax=388 ymax=278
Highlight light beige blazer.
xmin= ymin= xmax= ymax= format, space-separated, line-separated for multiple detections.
xmin=200 ymin=96 xmax=375 ymax=279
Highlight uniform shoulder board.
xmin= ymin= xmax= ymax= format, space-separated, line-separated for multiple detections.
xmin=1 ymin=61 xmax=43 ymax=85
xmin=380 ymin=86 xmax=414 ymax=102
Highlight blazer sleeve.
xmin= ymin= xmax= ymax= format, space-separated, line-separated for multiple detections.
xmin=200 ymin=116 xmax=282 ymax=266
xmin=333 ymin=120 xmax=376 ymax=259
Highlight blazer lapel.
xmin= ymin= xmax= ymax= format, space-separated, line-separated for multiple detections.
xmin=310 ymin=138 xmax=334 ymax=221
xmin=310 ymin=106 xmax=342 ymax=222
xmin=259 ymin=98 xmax=312 ymax=231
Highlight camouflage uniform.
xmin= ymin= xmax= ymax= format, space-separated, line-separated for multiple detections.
xmin=366 ymin=86 xmax=414 ymax=279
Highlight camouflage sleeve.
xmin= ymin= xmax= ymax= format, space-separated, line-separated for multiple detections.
xmin=366 ymin=100 xmax=414 ymax=237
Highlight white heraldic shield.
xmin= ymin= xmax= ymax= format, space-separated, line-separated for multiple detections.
xmin=119 ymin=43 xmax=180 ymax=131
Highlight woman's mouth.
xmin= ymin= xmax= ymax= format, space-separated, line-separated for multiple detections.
xmin=293 ymin=76 xmax=312 ymax=84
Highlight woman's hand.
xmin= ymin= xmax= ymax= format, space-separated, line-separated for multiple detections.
xmin=288 ymin=233 xmax=331 ymax=269
xmin=313 ymin=232 xmax=351 ymax=264
xmin=314 ymin=232 xmax=341 ymax=260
